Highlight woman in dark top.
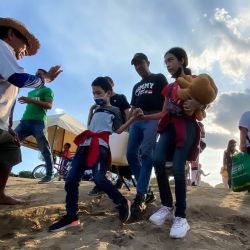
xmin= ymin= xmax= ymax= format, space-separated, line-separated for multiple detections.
xmin=223 ymin=139 xmax=238 ymax=189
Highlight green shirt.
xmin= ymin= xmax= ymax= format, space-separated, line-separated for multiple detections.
xmin=21 ymin=86 xmax=54 ymax=122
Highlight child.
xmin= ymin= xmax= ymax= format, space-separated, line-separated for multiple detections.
xmin=192 ymin=163 xmax=210 ymax=186
xmin=138 ymin=47 xmax=205 ymax=238
xmin=61 ymin=143 xmax=72 ymax=163
xmin=220 ymin=166 xmax=229 ymax=189
xmin=88 ymin=76 xmax=131 ymax=196
xmin=223 ymin=139 xmax=237 ymax=188
xmin=48 ymin=77 xmax=140 ymax=232
xmin=59 ymin=143 xmax=73 ymax=177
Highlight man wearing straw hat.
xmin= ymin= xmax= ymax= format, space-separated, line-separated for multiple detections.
xmin=0 ymin=17 xmax=62 ymax=204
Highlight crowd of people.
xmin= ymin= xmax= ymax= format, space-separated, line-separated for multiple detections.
xmin=0 ymin=17 xmax=249 ymax=240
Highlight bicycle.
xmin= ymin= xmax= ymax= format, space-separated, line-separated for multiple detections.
xmin=32 ymin=158 xmax=72 ymax=180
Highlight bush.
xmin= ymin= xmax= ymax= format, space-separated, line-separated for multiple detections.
xmin=18 ymin=171 xmax=33 ymax=179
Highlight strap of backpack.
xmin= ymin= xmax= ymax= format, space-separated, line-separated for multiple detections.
xmin=246 ymin=135 xmax=250 ymax=144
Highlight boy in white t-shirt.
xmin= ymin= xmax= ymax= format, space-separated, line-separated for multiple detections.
xmin=239 ymin=111 xmax=250 ymax=154
xmin=0 ymin=17 xmax=62 ymax=205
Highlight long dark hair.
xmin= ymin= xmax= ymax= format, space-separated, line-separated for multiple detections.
xmin=226 ymin=139 xmax=237 ymax=154
xmin=165 ymin=47 xmax=191 ymax=78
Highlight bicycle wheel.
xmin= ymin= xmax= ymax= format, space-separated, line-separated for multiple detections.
xmin=32 ymin=164 xmax=46 ymax=179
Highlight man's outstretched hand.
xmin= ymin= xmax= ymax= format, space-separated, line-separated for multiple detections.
xmin=39 ymin=65 xmax=63 ymax=83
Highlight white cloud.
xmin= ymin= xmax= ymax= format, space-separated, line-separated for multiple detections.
xmin=213 ymin=90 xmax=250 ymax=127
xmin=214 ymin=8 xmax=241 ymax=38
xmin=186 ymin=8 xmax=250 ymax=83
xmin=54 ymin=108 xmax=64 ymax=114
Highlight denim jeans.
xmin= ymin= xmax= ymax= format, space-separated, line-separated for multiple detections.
xmin=153 ymin=120 xmax=196 ymax=218
xmin=15 ymin=120 xmax=53 ymax=176
xmin=65 ymin=146 xmax=124 ymax=216
xmin=126 ymin=120 xmax=158 ymax=196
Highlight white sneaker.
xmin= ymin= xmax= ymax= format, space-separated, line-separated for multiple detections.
xmin=170 ymin=217 xmax=190 ymax=238
xmin=149 ymin=206 xmax=174 ymax=226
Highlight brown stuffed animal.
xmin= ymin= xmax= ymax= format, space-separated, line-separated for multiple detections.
xmin=177 ymin=74 xmax=218 ymax=121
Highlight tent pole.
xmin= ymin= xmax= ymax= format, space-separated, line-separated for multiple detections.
xmin=50 ymin=125 xmax=58 ymax=154
xmin=61 ymin=128 xmax=66 ymax=153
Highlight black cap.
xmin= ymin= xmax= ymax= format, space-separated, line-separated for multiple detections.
xmin=131 ymin=53 xmax=148 ymax=65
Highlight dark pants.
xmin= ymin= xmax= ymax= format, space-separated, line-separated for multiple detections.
xmin=15 ymin=120 xmax=53 ymax=176
xmin=65 ymin=146 xmax=124 ymax=216
xmin=153 ymin=120 xmax=196 ymax=218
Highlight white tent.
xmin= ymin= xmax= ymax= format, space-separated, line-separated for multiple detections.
xmin=13 ymin=113 xmax=86 ymax=156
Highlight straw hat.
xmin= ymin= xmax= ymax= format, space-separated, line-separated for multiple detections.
xmin=0 ymin=17 xmax=40 ymax=55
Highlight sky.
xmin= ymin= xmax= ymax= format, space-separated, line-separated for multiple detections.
xmin=1 ymin=0 xmax=250 ymax=186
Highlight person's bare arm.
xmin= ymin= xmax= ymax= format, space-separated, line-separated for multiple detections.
xmin=124 ymin=108 xmax=130 ymax=121
xmin=128 ymin=106 xmax=135 ymax=119
xmin=139 ymin=97 xmax=168 ymax=120
xmin=18 ymin=96 xmax=52 ymax=109
xmin=239 ymin=126 xmax=248 ymax=152
xmin=40 ymin=65 xmax=63 ymax=83
xmin=115 ymin=117 xmax=135 ymax=134
xmin=87 ymin=104 xmax=98 ymax=126
xmin=115 ymin=108 xmax=143 ymax=134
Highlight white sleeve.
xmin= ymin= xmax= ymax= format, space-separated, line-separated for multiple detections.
xmin=0 ymin=41 xmax=25 ymax=79
xmin=239 ymin=112 xmax=250 ymax=129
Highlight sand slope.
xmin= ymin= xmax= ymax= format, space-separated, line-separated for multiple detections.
xmin=0 ymin=177 xmax=250 ymax=250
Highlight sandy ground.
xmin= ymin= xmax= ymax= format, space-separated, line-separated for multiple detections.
xmin=0 ymin=177 xmax=250 ymax=250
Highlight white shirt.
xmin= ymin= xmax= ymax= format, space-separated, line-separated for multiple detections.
xmin=239 ymin=111 xmax=250 ymax=147
xmin=0 ymin=39 xmax=24 ymax=130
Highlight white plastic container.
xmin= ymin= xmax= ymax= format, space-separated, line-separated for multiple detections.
xmin=109 ymin=132 xmax=129 ymax=166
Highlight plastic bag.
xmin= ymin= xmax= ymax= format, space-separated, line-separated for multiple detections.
xmin=109 ymin=132 xmax=128 ymax=166
xmin=231 ymin=152 xmax=250 ymax=192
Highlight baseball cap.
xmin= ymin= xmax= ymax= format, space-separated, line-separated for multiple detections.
xmin=131 ymin=53 xmax=148 ymax=65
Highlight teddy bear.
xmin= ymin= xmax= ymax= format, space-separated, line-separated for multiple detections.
xmin=177 ymin=74 xmax=218 ymax=121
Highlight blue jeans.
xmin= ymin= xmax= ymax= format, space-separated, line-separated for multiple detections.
xmin=127 ymin=120 xmax=158 ymax=196
xmin=153 ymin=120 xmax=196 ymax=218
xmin=15 ymin=120 xmax=53 ymax=176
xmin=65 ymin=146 xmax=124 ymax=216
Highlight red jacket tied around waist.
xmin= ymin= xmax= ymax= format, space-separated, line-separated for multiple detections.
xmin=74 ymin=130 xmax=111 ymax=167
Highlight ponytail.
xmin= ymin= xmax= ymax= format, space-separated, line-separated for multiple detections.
xmin=184 ymin=67 xmax=192 ymax=75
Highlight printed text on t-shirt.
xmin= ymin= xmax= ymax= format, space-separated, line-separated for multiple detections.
xmin=135 ymin=82 xmax=154 ymax=96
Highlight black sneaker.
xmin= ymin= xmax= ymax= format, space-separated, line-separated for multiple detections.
xmin=38 ymin=175 xmax=52 ymax=184
xmin=88 ymin=186 xmax=105 ymax=196
xmin=48 ymin=215 xmax=80 ymax=232
xmin=118 ymin=198 xmax=131 ymax=223
xmin=131 ymin=194 xmax=146 ymax=220
xmin=145 ymin=191 xmax=156 ymax=204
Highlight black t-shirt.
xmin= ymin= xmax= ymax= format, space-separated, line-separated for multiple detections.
xmin=110 ymin=93 xmax=130 ymax=123
xmin=130 ymin=73 xmax=167 ymax=112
